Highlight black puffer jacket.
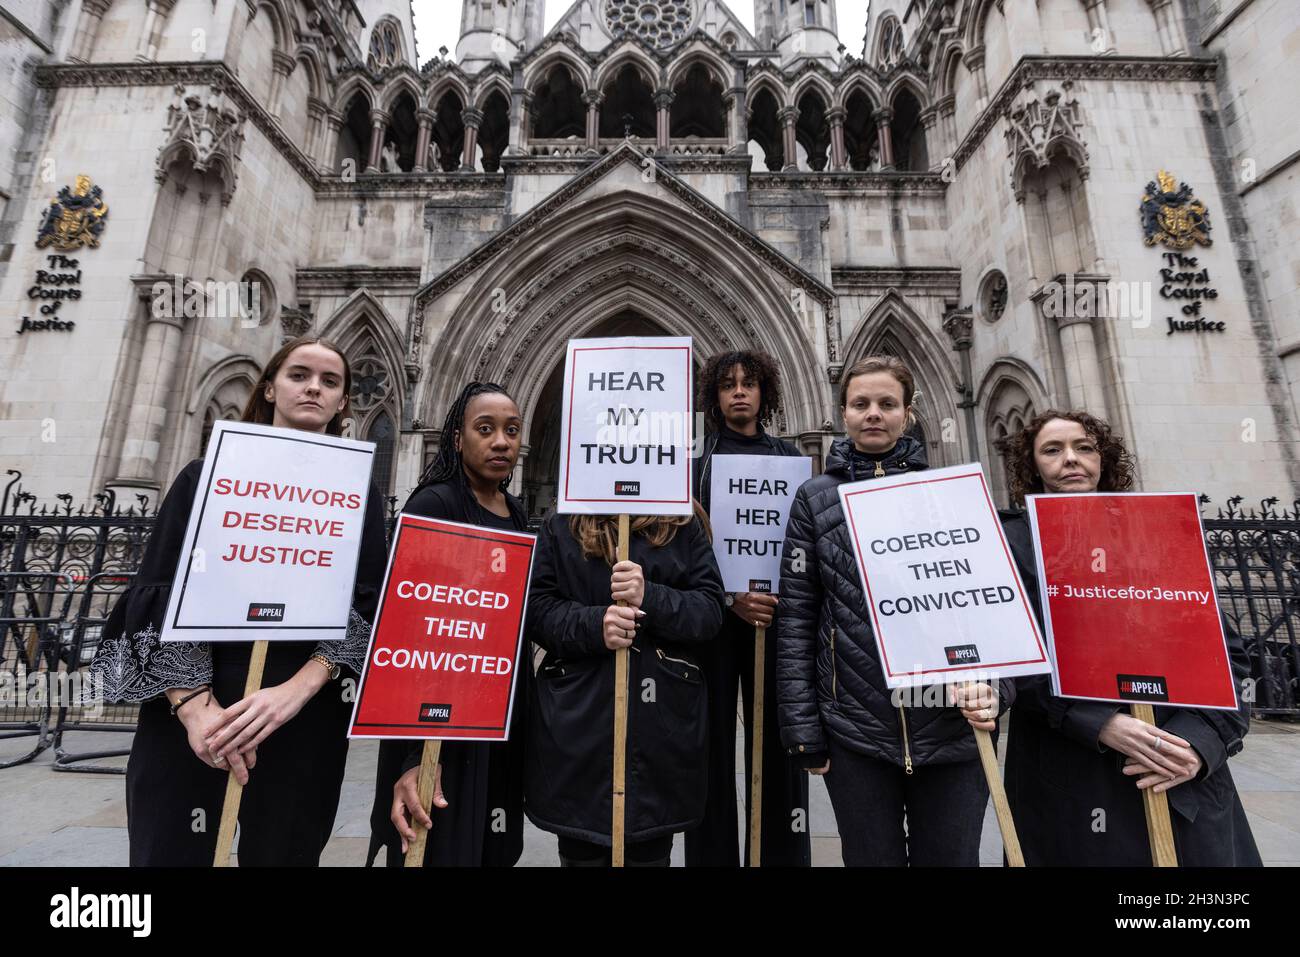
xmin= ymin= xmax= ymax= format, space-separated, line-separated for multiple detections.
xmin=524 ymin=512 xmax=725 ymax=844
xmin=777 ymin=436 xmax=1014 ymax=769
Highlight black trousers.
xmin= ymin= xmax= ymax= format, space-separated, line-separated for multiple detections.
xmin=558 ymin=834 xmax=673 ymax=867
xmin=823 ymin=737 xmax=988 ymax=867
xmin=685 ymin=613 xmax=811 ymax=867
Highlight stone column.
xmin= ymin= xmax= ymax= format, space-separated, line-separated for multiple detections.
xmin=70 ymin=0 xmax=113 ymax=62
xmin=134 ymin=0 xmax=176 ymax=62
xmin=1037 ymin=277 xmax=1111 ymax=419
xmin=938 ymin=95 xmax=957 ymax=160
xmin=460 ymin=108 xmax=484 ymax=171
xmin=942 ymin=306 xmax=981 ymax=461
xmin=113 ymin=278 xmax=189 ymax=488
xmin=1084 ymin=0 xmax=1117 ymax=54
xmin=873 ymin=107 xmax=895 ymax=169
xmin=778 ymin=106 xmax=800 ymax=172
xmin=305 ymin=97 xmax=325 ymax=163
xmin=963 ymin=45 xmax=988 ymax=106
xmin=582 ymin=89 xmax=603 ymax=150
xmin=414 ymin=108 xmax=434 ymax=172
xmin=1148 ymin=0 xmax=1186 ymax=56
xmin=919 ymin=106 xmax=939 ymax=171
xmin=725 ymin=86 xmax=747 ymax=153
xmin=322 ymin=110 xmax=344 ymax=173
xmin=366 ymin=109 xmax=389 ymax=173
xmin=827 ymin=107 xmax=847 ymax=171
xmin=654 ymin=89 xmax=675 ymax=150
xmin=267 ymin=50 xmax=294 ymax=119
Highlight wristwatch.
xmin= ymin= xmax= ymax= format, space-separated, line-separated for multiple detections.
xmin=724 ymin=592 xmax=735 ymax=608
xmin=311 ymin=654 xmax=341 ymax=681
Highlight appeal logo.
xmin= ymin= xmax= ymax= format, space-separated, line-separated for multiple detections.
xmin=944 ymin=644 xmax=981 ymax=665
xmin=418 ymin=702 xmax=452 ymax=723
xmin=614 ymin=481 xmax=641 ymax=496
xmin=246 ymin=603 xmax=285 ymax=622
xmin=1117 ymin=674 xmax=1170 ymax=701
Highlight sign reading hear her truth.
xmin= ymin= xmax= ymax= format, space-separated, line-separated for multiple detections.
xmin=556 ymin=335 xmax=694 ymax=516
xmin=838 ymin=463 xmax=1050 ymax=688
xmin=1026 ymin=492 xmax=1238 ymax=709
xmin=161 ymin=420 xmax=375 ymax=643
xmin=349 ymin=515 xmax=537 ymax=741
xmin=709 ymin=454 xmax=811 ymax=594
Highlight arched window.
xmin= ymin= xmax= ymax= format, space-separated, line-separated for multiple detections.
xmin=348 ymin=340 xmax=400 ymax=495
xmin=876 ymin=17 xmax=905 ymax=69
xmin=367 ymin=19 xmax=405 ymax=71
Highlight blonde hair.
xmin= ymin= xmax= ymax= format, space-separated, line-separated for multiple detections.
xmin=568 ymin=501 xmax=712 ymax=565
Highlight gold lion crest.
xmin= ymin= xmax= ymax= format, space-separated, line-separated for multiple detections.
xmin=36 ymin=174 xmax=109 ymax=251
xmin=1140 ymin=170 xmax=1211 ymax=250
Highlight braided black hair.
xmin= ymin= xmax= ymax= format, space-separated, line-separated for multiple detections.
xmin=414 ymin=382 xmax=516 ymax=498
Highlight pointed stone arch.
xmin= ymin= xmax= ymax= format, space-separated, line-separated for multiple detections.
xmin=841 ymin=290 xmax=961 ymax=466
xmin=977 ymin=358 xmax=1050 ymax=505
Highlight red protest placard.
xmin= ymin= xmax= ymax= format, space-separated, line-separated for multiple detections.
xmin=1026 ymin=492 xmax=1238 ymax=710
xmin=348 ymin=515 xmax=537 ymax=740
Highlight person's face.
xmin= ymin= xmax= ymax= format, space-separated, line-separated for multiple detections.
xmin=1033 ymin=418 xmax=1102 ymax=493
xmin=842 ymin=372 xmax=910 ymax=455
xmin=456 ymin=393 xmax=522 ymax=487
xmin=717 ymin=363 xmax=760 ymax=430
xmin=266 ymin=343 xmax=347 ymax=434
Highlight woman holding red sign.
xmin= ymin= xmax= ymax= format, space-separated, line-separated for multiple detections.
xmin=369 ymin=382 xmax=532 ymax=867
xmin=91 ymin=336 xmax=389 ymax=866
xmin=523 ymin=503 xmax=725 ymax=866
xmin=995 ymin=410 xmax=1260 ymax=866
xmin=778 ymin=356 xmax=1013 ymax=866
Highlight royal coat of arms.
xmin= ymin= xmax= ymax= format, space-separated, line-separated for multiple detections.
xmin=1140 ymin=170 xmax=1211 ymax=250
xmin=36 ymin=174 xmax=109 ymax=251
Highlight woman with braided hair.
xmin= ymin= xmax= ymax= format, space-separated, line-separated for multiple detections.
xmin=366 ymin=382 xmax=532 ymax=867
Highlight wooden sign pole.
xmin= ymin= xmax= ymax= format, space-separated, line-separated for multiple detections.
xmin=1131 ymin=702 xmax=1179 ymax=867
xmin=612 ymin=514 xmax=631 ymax=868
xmin=748 ymin=624 xmax=766 ymax=868
xmin=213 ymin=640 xmax=268 ymax=867
xmin=965 ymin=682 xmax=1024 ymax=867
xmin=404 ymin=738 xmax=443 ymax=867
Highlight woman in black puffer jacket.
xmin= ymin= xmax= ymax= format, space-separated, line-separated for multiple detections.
xmin=778 ymin=356 xmax=1013 ymax=866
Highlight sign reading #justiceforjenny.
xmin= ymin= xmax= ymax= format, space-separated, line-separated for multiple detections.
xmin=161 ymin=420 xmax=375 ymax=643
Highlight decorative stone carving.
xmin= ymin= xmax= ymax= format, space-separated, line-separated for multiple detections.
xmin=155 ymin=83 xmax=246 ymax=204
xmin=1004 ymin=80 xmax=1088 ymax=196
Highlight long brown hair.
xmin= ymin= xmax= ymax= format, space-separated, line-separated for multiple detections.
xmin=1000 ymin=409 xmax=1136 ymax=505
xmin=568 ymin=501 xmax=712 ymax=565
xmin=241 ymin=335 xmax=352 ymax=436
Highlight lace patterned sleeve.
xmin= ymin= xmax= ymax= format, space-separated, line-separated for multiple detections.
xmin=87 ymin=460 xmax=213 ymax=703
xmin=310 ymin=608 xmax=373 ymax=677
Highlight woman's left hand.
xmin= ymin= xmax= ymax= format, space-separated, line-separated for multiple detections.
xmin=205 ymin=673 xmax=319 ymax=759
xmin=1122 ymin=749 xmax=1202 ymax=793
xmin=611 ymin=560 xmax=645 ymax=608
xmin=950 ymin=682 xmax=999 ymax=732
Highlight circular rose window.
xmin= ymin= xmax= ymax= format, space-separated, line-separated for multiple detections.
xmin=605 ymin=1 xmax=693 ymax=47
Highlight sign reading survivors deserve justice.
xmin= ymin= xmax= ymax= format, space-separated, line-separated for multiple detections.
xmin=838 ymin=463 xmax=1050 ymax=688
xmin=349 ymin=515 xmax=537 ymax=741
xmin=556 ymin=335 xmax=694 ymax=516
xmin=710 ymin=454 xmax=812 ymax=594
xmin=161 ymin=420 xmax=375 ymax=643
xmin=1026 ymin=492 xmax=1238 ymax=709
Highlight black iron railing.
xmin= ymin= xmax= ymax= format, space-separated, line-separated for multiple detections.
xmin=2 ymin=471 xmax=1296 ymax=775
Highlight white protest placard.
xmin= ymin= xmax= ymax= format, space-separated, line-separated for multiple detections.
xmin=837 ymin=462 xmax=1050 ymax=688
xmin=161 ymin=420 xmax=376 ymax=643
xmin=709 ymin=455 xmax=812 ymax=594
xmin=556 ymin=336 xmax=694 ymax=516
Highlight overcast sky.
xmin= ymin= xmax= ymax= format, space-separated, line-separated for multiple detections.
xmin=410 ymin=1 xmax=874 ymax=65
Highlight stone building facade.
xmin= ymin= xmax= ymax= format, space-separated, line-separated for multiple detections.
xmin=1 ymin=0 xmax=1296 ymax=515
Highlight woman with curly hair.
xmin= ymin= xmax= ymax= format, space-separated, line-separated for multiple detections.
xmin=999 ymin=410 xmax=1260 ymax=865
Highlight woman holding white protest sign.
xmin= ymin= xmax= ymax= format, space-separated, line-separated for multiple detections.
xmin=91 ymin=336 xmax=389 ymax=866
xmin=778 ymin=356 xmax=1012 ymax=866
xmin=523 ymin=502 xmax=725 ymax=866
xmin=369 ymin=381 xmax=532 ymax=868
xmin=996 ymin=410 xmax=1260 ymax=866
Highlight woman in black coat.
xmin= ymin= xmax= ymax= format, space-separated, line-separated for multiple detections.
xmin=368 ymin=382 xmax=531 ymax=867
xmin=999 ymin=409 xmax=1261 ymax=866
xmin=778 ymin=356 xmax=1013 ymax=866
xmin=524 ymin=504 xmax=725 ymax=866
xmin=90 ymin=336 xmax=388 ymax=866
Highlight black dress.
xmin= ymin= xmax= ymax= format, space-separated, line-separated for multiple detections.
xmin=90 ymin=458 xmax=389 ymax=866
xmin=1001 ymin=509 xmax=1262 ymax=866
xmin=365 ymin=475 xmax=531 ymax=867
